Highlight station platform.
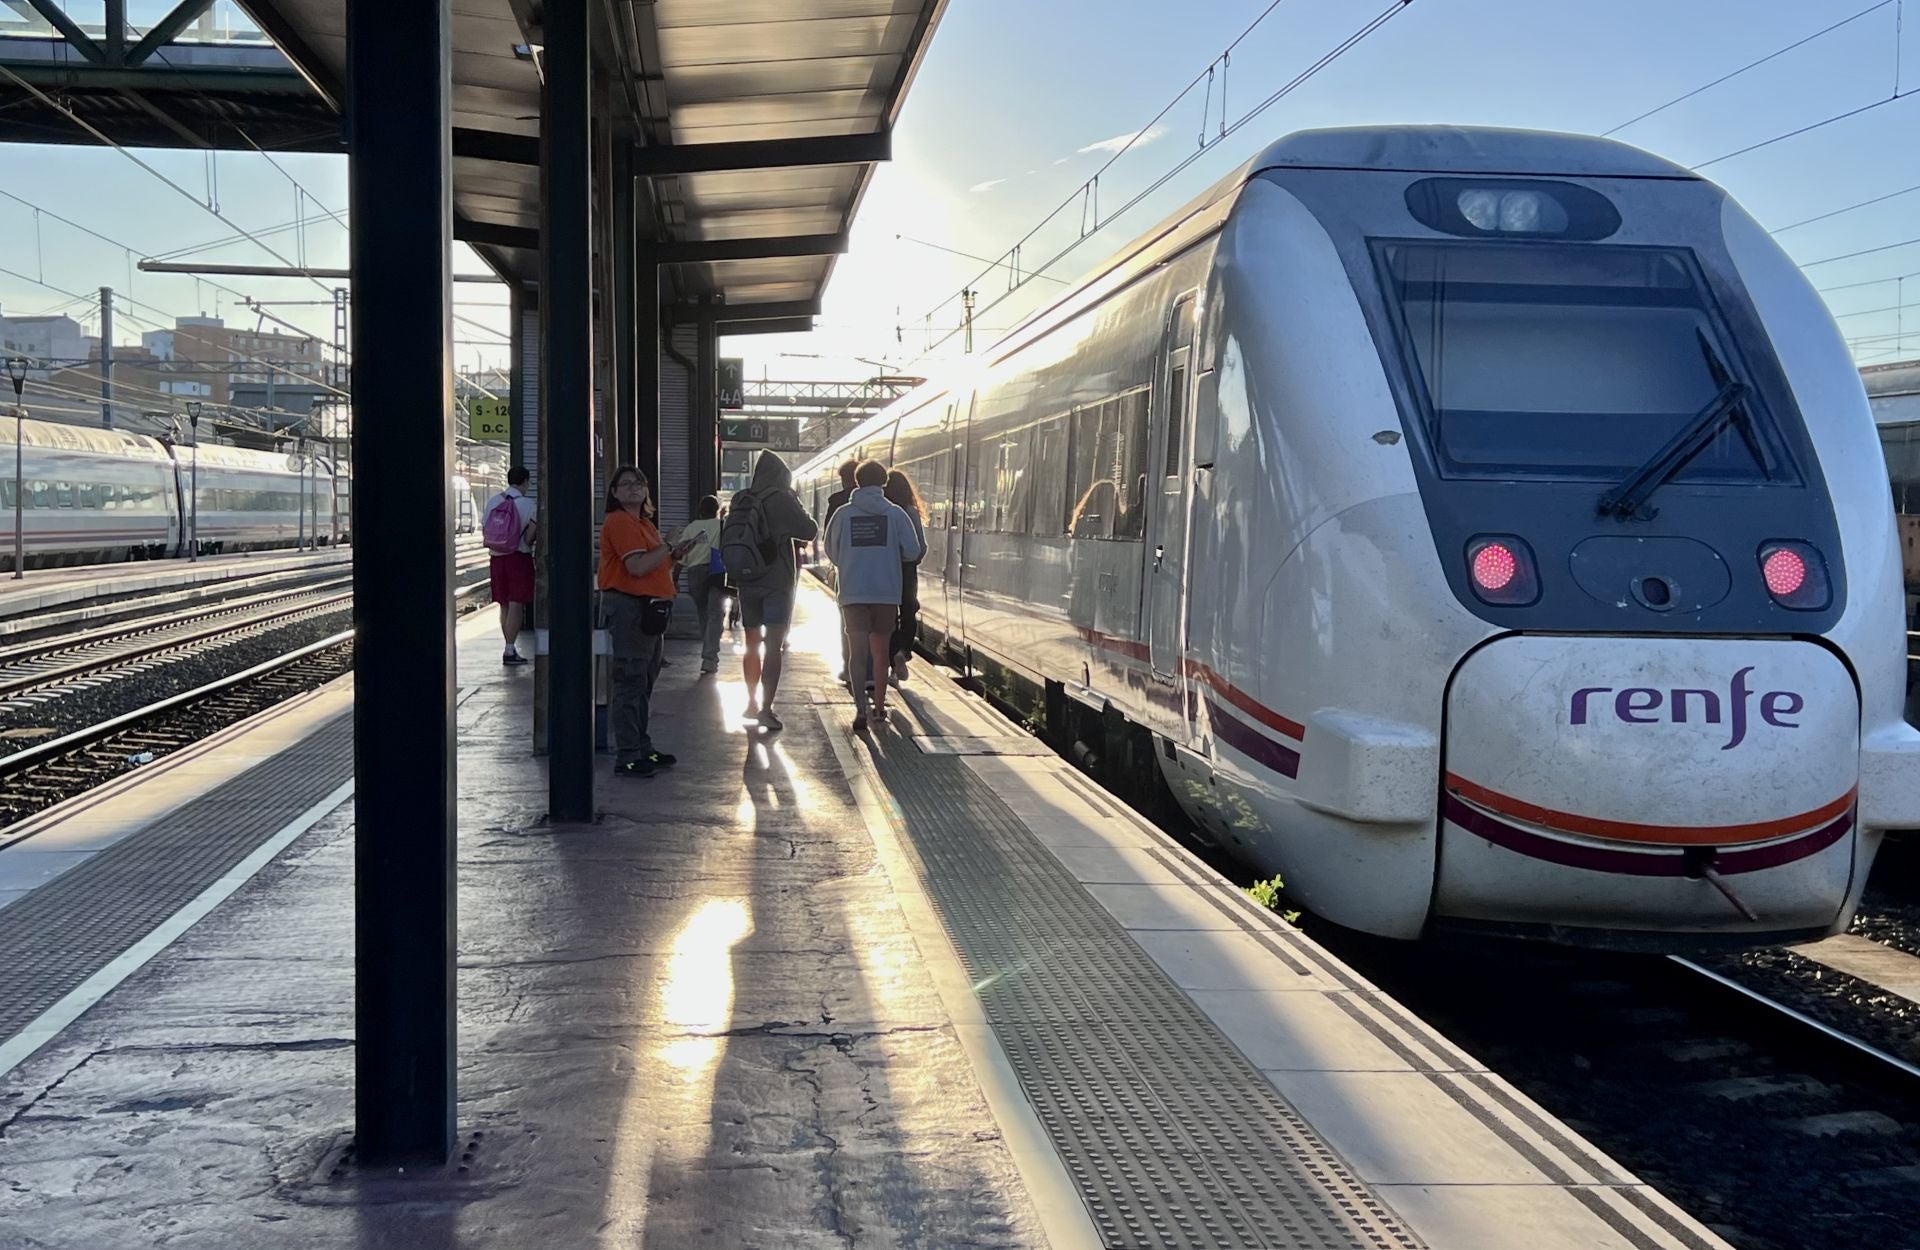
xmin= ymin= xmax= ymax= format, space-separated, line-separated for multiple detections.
xmin=0 ymin=586 xmax=1731 ymax=1250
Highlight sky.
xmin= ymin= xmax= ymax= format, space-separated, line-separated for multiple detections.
xmin=4 ymin=0 xmax=1920 ymax=395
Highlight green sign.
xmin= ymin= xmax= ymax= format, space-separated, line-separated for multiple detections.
xmin=470 ymin=397 xmax=511 ymax=441
xmin=718 ymin=358 xmax=744 ymax=410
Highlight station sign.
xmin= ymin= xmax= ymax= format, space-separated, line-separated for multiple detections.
xmin=470 ymin=397 xmax=511 ymax=441
xmin=721 ymin=417 xmax=769 ymax=444
xmin=718 ymin=358 xmax=745 ymax=410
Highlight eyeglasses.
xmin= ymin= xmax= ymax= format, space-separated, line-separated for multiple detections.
xmin=615 ymin=478 xmax=648 ymax=491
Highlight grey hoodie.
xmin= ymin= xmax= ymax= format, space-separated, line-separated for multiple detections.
xmin=825 ymin=486 xmax=927 ymax=605
xmin=734 ymin=450 xmax=818 ymax=590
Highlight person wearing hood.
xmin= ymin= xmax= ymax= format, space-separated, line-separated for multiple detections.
xmin=731 ymin=449 xmax=817 ymax=732
xmin=825 ymin=459 xmax=926 ymax=730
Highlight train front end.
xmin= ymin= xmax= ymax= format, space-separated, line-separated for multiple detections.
xmin=1241 ymin=128 xmax=1920 ymax=945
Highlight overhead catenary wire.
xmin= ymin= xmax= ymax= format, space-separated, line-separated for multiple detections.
xmin=906 ymin=0 xmax=1366 ymax=352
xmin=0 ymin=61 xmax=343 ymax=301
xmin=1604 ymin=0 xmax=1894 ymax=136
xmin=909 ymin=0 xmax=1413 ymax=365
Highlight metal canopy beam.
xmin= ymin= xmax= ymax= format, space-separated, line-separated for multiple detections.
xmin=452 ymin=127 xmax=539 ymax=166
xmin=652 ymin=233 xmax=846 ymax=264
xmin=631 ymin=130 xmax=889 ymax=177
xmin=127 ymin=0 xmax=216 ymax=66
xmin=673 ymin=298 xmax=822 ymax=324
xmin=718 ymin=317 xmax=814 ymax=337
xmin=454 ymin=218 xmax=538 ymax=251
xmin=347 ymin=0 xmax=457 ymax=1168
xmin=20 ymin=0 xmax=107 ymax=64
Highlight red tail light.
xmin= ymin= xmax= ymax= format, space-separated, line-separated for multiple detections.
xmin=1472 ymin=543 xmax=1518 ymax=591
xmin=1757 ymin=541 xmax=1830 ymax=610
xmin=1465 ymin=535 xmax=1539 ymax=606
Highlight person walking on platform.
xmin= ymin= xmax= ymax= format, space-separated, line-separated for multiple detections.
xmin=823 ymin=458 xmax=858 ymax=531
xmin=823 ymin=458 xmax=859 ymax=681
xmin=826 ymin=459 xmax=925 ymax=731
xmin=883 ymin=469 xmax=927 ymax=683
xmin=721 ymin=450 xmax=816 ymax=733
xmin=599 ymin=467 xmax=695 ymax=778
xmin=682 ymin=494 xmax=726 ymax=674
xmin=482 ymin=466 xmax=538 ymax=666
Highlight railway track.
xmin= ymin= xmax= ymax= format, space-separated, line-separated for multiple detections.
xmin=0 ymin=561 xmax=492 ymax=834
xmin=0 ymin=578 xmax=356 ymax=709
xmin=0 ymin=632 xmax=356 ymax=834
xmin=1303 ymin=926 xmax=1920 ymax=1250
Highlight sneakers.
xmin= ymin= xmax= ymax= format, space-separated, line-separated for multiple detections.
xmin=872 ymin=706 xmax=890 ymax=726
xmin=614 ymin=758 xmax=656 ymax=779
xmin=646 ymin=750 xmax=678 ymax=768
xmin=757 ymin=709 xmax=784 ymax=733
xmin=891 ymin=654 xmax=909 ymax=682
xmin=502 ymin=650 xmax=528 ymax=666
xmin=700 ymin=662 xmax=719 ymax=674
xmin=851 ymin=714 xmax=868 ymax=733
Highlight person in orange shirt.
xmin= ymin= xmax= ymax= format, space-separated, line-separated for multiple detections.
xmin=599 ymin=466 xmax=695 ymax=778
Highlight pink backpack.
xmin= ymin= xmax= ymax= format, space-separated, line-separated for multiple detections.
xmin=482 ymin=493 xmax=524 ymax=554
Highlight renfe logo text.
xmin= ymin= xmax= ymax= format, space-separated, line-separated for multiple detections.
xmin=1570 ymin=666 xmax=1802 ymax=751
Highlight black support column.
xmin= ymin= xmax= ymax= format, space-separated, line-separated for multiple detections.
xmin=544 ymin=0 xmax=594 ymax=821
xmin=610 ymin=144 xmax=636 ymax=466
xmin=636 ymin=250 xmax=660 ymax=490
xmin=346 ymin=0 xmax=456 ymax=1166
xmin=691 ymin=317 xmax=718 ymax=502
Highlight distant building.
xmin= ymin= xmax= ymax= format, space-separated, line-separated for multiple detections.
xmin=0 ymin=307 xmax=88 ymax=377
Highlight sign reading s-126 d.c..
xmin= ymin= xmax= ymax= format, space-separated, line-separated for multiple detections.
xmin=470 ymin=398 xmax=511 ymax=441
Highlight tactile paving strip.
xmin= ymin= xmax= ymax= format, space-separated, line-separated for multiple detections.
xmin=0 ymin=714 xmax=352 ymax=1045
xmin=868 ymin=748 xmax=1422 ymax=1250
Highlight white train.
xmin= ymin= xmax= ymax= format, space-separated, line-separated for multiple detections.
xmin=800 ymin=126 xmax=1920 ymax=948
xmin=0 ymin=415 xmax=344 ymax=566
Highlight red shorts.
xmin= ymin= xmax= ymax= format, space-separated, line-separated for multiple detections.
xmin=489 ymin=552 xmax=534 ymax=605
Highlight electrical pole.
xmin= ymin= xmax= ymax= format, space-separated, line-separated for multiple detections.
xmin=962 ymin=288 xmax=976 ymax=354
xmin=186 ymin=401 xmax=201 ymax=563
xmin=99 ymin=287 xmax=114 ymax=429
xmin=7 ymin=357 xmax=25 ymax=580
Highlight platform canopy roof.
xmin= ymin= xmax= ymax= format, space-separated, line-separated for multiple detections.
xmin=0 ymin=0 xmax=948 ymax=303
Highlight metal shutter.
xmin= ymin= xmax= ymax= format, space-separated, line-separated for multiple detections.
xmin=658 ymin=324 xmax=695 ymax=530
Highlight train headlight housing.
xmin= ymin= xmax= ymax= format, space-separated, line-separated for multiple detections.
xmin=1465 ymin=535 xmax=1540 ymax=606
xmin=1757 ymin=541 xmax=1830 ymax=610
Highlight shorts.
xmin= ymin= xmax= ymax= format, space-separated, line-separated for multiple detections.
xmin=739 ymin=585 xmax=793 ymax=629
xmin=840 ymin=602 xmax=898 ymax=635
xmin=489 ymin=551 xmax=534 ymax=605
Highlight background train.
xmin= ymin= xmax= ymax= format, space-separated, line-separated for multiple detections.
xmin=0 ymin=414 xmax=500 ymax=568
xmin=799 ymin=124 xmax=1920 ymax=950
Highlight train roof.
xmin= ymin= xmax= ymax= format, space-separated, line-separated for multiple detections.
xmin=1247 ymin=125 xmax=1699 ymax=180
xmin=798 ymin=126 xmax=1702 ymax=478
xmin=16 ymin=417 xmax=173 ymax=462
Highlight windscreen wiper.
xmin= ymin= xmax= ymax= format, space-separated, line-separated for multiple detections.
xmin=1597 ymin=331 xmax=1753 ymax=520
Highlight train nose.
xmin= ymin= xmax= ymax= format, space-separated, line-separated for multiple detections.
xmin=1432 ymin=635 xmax=1859 ymax=938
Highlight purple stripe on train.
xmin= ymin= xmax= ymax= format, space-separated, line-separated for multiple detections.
xmin=1443 ymin=793 xmax=1850 ymax=877
xmin=1207 ymin=699 xmax=1300 ymax=779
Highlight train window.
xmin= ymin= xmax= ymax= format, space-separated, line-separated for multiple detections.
xmin=993 ymin=428 xmax=1031 ymax=533
xmin=1164 ymin=362 xmax=1189 ymax=480
xmin=27 ymin=481 xmax=46 ymax=509
xmin=1026 ymin=416 xmax=1069 ymax=537
xmin=76 ymin=484 xmax=94 ymax=509
xmin=0 ymin=481 xmax=13 ymax=508
xmin=54 ymin=482 xmax=74 ymax=508
xmin=1375 ymin=241 xmax=1790 ymax=483
xmin=1066 ymin=391 xmax=1150 ymax=540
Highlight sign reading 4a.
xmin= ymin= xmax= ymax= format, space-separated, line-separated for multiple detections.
xmin=718 ymin=358 xmax=744 ymax=411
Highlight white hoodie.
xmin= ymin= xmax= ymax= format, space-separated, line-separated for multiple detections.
xmin=824 ymin=486 xmax=926 ymax=605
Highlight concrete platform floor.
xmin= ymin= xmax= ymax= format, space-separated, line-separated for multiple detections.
xmin=0 ymin=601 xmax=1049 ymax=1248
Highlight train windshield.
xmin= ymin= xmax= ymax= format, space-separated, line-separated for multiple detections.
xmin=1375 ymin=241 xmax=1785 ymax=482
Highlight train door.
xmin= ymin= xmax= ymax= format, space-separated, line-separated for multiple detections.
xmin=1146 ymin=295 xmax=1197 ymax=690
xmin=942 ymin=397 xmax=971 ymax=645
